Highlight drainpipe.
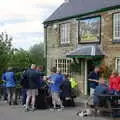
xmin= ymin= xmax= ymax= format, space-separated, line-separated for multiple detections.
xmin=44 ymin=24 xmax=48 ymax=76
xmin=84 ymin=59 xmax=88 ymax=95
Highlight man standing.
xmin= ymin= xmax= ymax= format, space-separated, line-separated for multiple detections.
xmin=88 ymin=67 xmax=100 ymax=96
xmin=23 ymin=64 xmax=38 ymax=112
xmin=48 ymin=67 xmax=64 ymax=111
xmin=4 ymin=67 xmax=16 ymax=105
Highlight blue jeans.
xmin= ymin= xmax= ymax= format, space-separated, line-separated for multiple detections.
xmin=21 ymin=89 xmax=27 ymax=105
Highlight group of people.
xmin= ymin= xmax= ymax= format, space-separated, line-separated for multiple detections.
xmin=0 ymin=64 xmax=77 ymax=112
xmin=88 ymin=66 xmax=120 ymax=105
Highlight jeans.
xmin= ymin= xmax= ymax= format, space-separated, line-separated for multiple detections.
xmin=21 ymin=89 xmax=27 ymax=105
xmin=7 ymin=87 xmax=16 ymax=104
xmin=90 ymin=88 xmax=95 ymax=96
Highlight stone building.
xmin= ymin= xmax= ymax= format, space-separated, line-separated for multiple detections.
xmin=44 ymin=0 xmax=120 ymax=95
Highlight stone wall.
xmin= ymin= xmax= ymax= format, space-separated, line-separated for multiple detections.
xmin=45 ymin=8 xmax=120 ymax=94
xmin=101 ymin=9 xmax=120 ymax=68
xmin=46 ymin=19 xmax=79 ymax=75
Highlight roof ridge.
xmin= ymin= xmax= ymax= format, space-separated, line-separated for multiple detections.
xmin=44 ymin=0 xmax=120 ymax=24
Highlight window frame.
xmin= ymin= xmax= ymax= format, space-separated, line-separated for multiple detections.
xmin=113 ymin=12 xmax=120 ymax=42
xmin=55 ymin=59 xmax=72 ymax=75
xmin=59 ymin=22 xmax=71 ymax=46
xmin=115 ymin=57 xmax=120 ymax=73
xmin=78 ymin=15 xmax=101 ymax=44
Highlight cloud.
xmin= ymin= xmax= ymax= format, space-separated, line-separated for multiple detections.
xmin=0 ymin=0 xmax=64 ymax=49
xmin=0 ymin=20 xmax=43 ymax=34
xmin=12 ymin=35 xmax=43 ymax=50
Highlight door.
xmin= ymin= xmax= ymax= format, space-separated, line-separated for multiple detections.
xmin=87 ymin=60 xmax=95 ymax=95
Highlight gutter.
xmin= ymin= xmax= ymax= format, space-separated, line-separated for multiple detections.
xmin=44 ymin=24 xmax=48 ymax=75
xmin=43 ymin=5 xmax=120 ymax=24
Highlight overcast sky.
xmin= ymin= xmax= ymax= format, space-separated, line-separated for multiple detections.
xmin=0 ymin=0 xmax=64 ymax=50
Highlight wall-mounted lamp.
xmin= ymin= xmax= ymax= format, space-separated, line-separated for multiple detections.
xmin=53 ymin=24 xmax=58 ymax=30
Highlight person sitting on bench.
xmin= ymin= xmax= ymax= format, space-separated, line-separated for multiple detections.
xmin=93 ymin=78 xmax=109 ymax=106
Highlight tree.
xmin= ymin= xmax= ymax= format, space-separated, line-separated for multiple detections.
xmin=8 ymin=48 xmax=32 ymax=70
xmin=0 ymin=32 xmax=12 ymax=74
xmin=29 ymin=43 xmax=45 ymax=67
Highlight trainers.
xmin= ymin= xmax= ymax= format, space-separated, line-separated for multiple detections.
xmin=8 ymin=101 xmax=11 ymax=106
xmin=57 ymin=108 xmax=63 ymax=112
xmin=49 ymin=108 xmax=55 ymax=112
xmin=13 ymin=101 xmax=18 ymax=105
xmin=25 ymin=108 xmax=29 ymax=112
xmin=57 ymin=106 xmax=64 ymax=112
xmin=31 ymin=108 xmax=35 ymax=112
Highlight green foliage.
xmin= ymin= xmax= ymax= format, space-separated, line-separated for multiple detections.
xmin=0 ymin=32 xmax=12 ymax=74
xmin=15 ymin=72 xmax=22 ymax=88
xmin=0 ymin=32 xmax=45 ymax=76
xmin=70 ymin=63 xmax=81 ymax=73
xmin=29 ymin=43 xmax=45 ymax=66
xmin=8 ymin=48 xmax=31 ymax=70
xmin=8 ymin=43 xmax=45 ymax=71
xmin=100 ymin=64 xmax=113 ymax=79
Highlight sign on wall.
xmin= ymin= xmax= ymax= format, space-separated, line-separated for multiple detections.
xmin=79 ymin=16 xmax=101 ymax=43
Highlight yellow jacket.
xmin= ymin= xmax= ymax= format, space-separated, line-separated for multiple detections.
xmin=70 ymin=77 xmax=78 ymax=88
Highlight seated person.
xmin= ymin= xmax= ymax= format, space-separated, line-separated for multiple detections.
xmin=93 ymin=78 xmax=109 ymax=106
xmin=109 ymin=71 xmax=120 ymax=95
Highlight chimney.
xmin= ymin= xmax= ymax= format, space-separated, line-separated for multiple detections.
xmin=64 ymin=0 xmax=70 ymax=3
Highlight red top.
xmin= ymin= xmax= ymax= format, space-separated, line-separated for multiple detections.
xmin=109 ymin=76 xmax=120 ymax=91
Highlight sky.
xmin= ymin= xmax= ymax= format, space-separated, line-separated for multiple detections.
xmin=0 ymin=0 xmax=64 ymax=50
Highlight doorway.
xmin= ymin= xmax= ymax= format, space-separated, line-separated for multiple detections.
xmin=87 ymin=59 xmax=102 ymax=95
xmin=87 ymin=60 xmax=96 ymax=95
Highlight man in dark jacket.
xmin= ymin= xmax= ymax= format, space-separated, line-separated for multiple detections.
xmin=23 ymin=64 xmax=39 ymax=111
xmin=88 ymin=67 xmax=100 ymax=96
xmin=60 ymin=74 xmax=72 ymax=100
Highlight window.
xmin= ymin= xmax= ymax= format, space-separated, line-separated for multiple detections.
xmin=60 ymin=23 xmax=70 ymax=44
xmin=113 ymin=13 xmax=120 ymax=40
xmin=116 ymin=57 xmax=120 ymax=73
xmin=79 ymin=16 xmax=101 ymax=43
xmin=55 ymin=59 xmax=71 ymax=75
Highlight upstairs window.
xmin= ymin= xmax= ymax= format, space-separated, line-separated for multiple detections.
xmin=113 ymin=13 xmax=120 ymax=40
xmin=116 ymin=57 xmax=120 ymax=73
xmin=79 ymin=16 xmax=101 ymax=43
xmin=60 ymin=23 xmax=70 ymax=45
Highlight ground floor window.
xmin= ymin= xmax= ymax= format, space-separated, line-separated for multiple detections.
xmin=115 ymin=57 xmax=120 ymax=73
xmin=55 ymin=59 xmax=72 ymax=75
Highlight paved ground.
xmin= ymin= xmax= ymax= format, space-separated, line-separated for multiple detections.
xmin=0 ymin=101 xmax=118 ymax=120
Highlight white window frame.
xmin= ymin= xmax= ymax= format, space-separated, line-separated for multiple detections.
xmin=55 ymin=59 xmax=71 ymax=75
xmin=60 ymin=23 xmax=70 ymax=44
xmin=113 ymin=13 xmax=120 ymax=40
xmin=115 ymin=57 xmax=120 ymax=73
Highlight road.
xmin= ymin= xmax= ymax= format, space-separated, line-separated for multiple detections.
xmin=0 ymin=101 xmax=115 ymax=120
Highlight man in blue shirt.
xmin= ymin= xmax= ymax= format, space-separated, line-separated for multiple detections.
xmin=88 ymin=67 xmax=100 ymax=96
xmin=4 ymin=67 xmax=16 ymax=105
xmin=48 ymin=67 xmax=64 ymax=111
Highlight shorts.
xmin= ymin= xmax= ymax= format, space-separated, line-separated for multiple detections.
xmin=27 ymin=89 xmax=38 ymax=96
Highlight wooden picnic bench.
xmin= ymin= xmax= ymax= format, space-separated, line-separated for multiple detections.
xmin=94 ymin=94 xmax=120 ymax=117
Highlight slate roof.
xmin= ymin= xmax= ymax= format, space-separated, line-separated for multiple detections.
xmin=44 ymin=0 xmax=120 ymax=23
xmin=66 ymin=45 xmax=105 ymax=57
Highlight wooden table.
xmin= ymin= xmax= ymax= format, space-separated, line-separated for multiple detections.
xmin=94 ymin=94 xmax=120 ymax=117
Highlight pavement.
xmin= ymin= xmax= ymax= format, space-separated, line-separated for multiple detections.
xmin=0 ymin=101 xmax=117 ymax=120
